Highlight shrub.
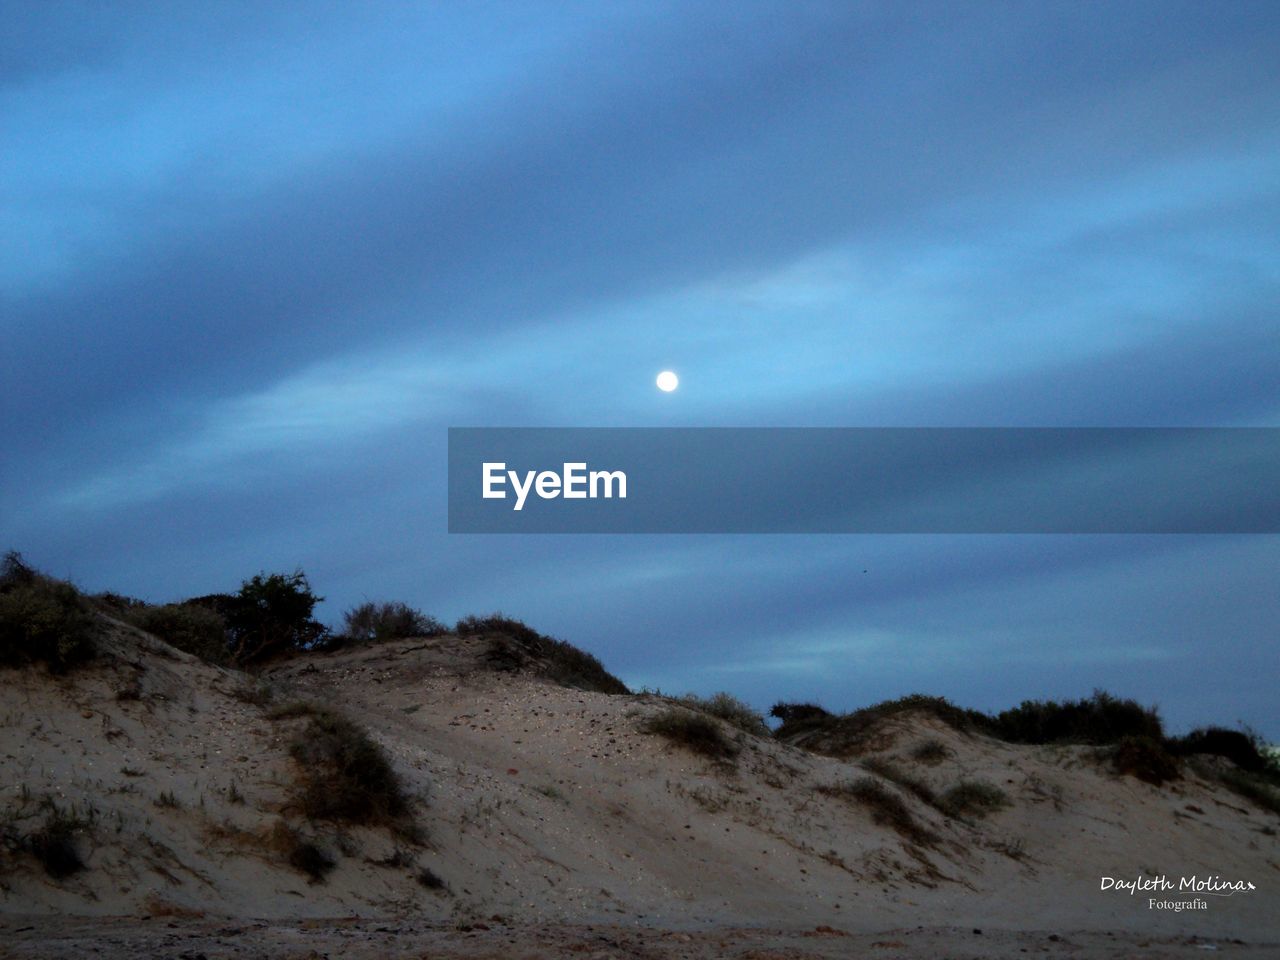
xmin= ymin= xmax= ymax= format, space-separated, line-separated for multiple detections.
xmin=1111 ymin=735 xmax=1181 ymax=785
xmin=910 ymin=739 xmax=951 ymax=764
xmin=641 ymin=707 xmax=738 ymax=760
xmin=762 ymin=706 xmax=834 ymax=737
xmin=226 ymin=571 xmax=327 ymax=664
xmin=940 ymin=780 xmax=1010 ymax=818
xmin=1171 ymin=727 xmax=1271 ymax=773
xmin=776 ymin=694 xmax=988 ymax=756
xmin=277 ymin=827 xmax=335 ymax=883
xmin=339 ymin=601 xmax=446 ymax=645
xmin=26 ymin=814 xmax=86 ymax=878
xmin=458 ymin=612 xmax=629 ymax=694
xmin=680 ymin=692 xmax=770 ymax=737
xmin=456 ymin=613 xmax=544 ymax=646
xmin=1217 ymin=768 xmax=1280 ymax=816
xmin=124 ymin=602 xmax=229 ymax=664
xmin=993 ymin=690 xmax=1163 ymax=745
xmin=818 ymin=777 xmax=938 ymax=846
xmin=861 ymin=757 xmax=939 ymax=808
xmin=0 ymin=552 xmax=96 ymax=672
xmin=287 ymin=709 xmax=410 ymax=829
xmin=416 ymin=866 xmax=447 ymax=890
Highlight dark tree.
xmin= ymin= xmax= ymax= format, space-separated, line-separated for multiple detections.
xmin=226 ymin=571 xmax=326 ymax=664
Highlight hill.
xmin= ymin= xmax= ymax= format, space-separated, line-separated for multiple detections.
xmin=1 ymin=583 xmax=1277 ymax=957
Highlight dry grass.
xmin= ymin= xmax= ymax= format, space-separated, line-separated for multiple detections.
xmin=641 ymin=707 xmax=739 ymax=760
xmin=818 ymin=777 xmax=939 ymax=846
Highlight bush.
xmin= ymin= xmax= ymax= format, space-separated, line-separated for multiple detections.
xmin=289 ymin=838 xmax=335 ymax=882
xmin=818 ymin=777 xmax=938 ymax=846
xmin=1217 ymin=768 xmax=1280 ymax=816
xmin=861 ymin=757 xmax=939 ymax=808
xmin=993 ymin=690 xmax=1163 ymax=745
xmin=25 ymin=808 xmax=89 ymax=878
xmin=1111 ymin=735 xmax=1181 ymax=785
xmin=0 ymin=552 xmax=96 ymax=672
xmin=679 ymin=692 xmax=769 ymax=737
xmin=769 ymin=702 xmax=831 ymax=736
xmin=339 ymin=601 xmax=446 ymax=645
xmin=416 ymin=866 xmax=447 ymax=890
xmin=124 ymin=603 xmax=229 ymax=664
xmin=641 ymin=707 xmax=738 ymax=760
xmin=776 ymin=694 xmax=988 ymax=756
xmin=1171 ymin=727 xmax=1271 ymax=773
xmin=940 ymin=780 xmax=1009 ymax=818
xmin=458 ymin=612 xmax=628 ymax=695
xmin=226 ymin=571 xmax=327 ymax=664
xmin=287 ymin=709 xmax=411 ymax=830
xmin=910 ymin=739 xmax=951 ymax=764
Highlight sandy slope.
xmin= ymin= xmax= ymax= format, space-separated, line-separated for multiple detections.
xmin=2 ymin=625 xmax=1277 ymax=957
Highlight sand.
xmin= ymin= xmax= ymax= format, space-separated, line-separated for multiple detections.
xmin=2 ymin=624 xmax=1276 ymax=957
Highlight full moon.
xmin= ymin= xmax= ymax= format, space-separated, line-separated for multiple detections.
xmin=656 ymin=370 xmax=679 ymax=392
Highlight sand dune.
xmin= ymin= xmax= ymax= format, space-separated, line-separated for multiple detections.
xmin=2 ymin=621 xmax=1276 ymax=957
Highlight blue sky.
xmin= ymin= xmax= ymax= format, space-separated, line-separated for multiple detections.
xmin=3 ymin=2 xmax=1278 ymax=732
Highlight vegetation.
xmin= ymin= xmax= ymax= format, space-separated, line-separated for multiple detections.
xmin=678 ymin=692 xmax=769 ymax=737
xmin=861 ymin=757 xmax=939 ymax=808
xmin=416 ymin=866 xmax=447 ymax=890
xmin=641 ymin=707 xmax=739 ymax=760
xmin=286 ymin=708 xmax=412 ymax=832
xmin=775 ymin=694 xmax=988 ymax=756
xmin=1109 ymin=735 xmax=1182 ymax=785
xmin=335 ymin=601 xmax=446 ymax=646
xmin=910 ymin=739 xmax=951 ymax=764
xmin=992 ymin=691 xmax=1164 ymax=745
xmin=271 ymin=822 xmax=335 ymax=883
xmin=1216 ymin=767 xmax=1280 ymax=816
xmin=1171 ymin=727 xmax=1271 ymax=773
xmin=769 ymin=701 xmax=831 ymax=736
xmin=940 ymin=780 xmax=1010 ymax=818
xmin=2 ymin=798 xmax=96 ymax=879
xmin=0 ymin=552 xmax=97 ymax=672
xmin=818 ymin=777 xmax=938 ymax=846
xmin=226 ymin=571 xmax=327 ymax=664
xmin=459 ymin=612 xmax=629 ymax=694
xmin=122 ymin=602 xmax=229 ymax=664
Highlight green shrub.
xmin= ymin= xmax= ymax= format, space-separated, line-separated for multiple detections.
xmin=910 ymin=739 xmax=951 ymax=764
xmin=679 ymin=692 xmax=769 ymax=737
xmin=10 ymin=799 xmax=96 ymax=879
xmin=0 ymin=552 xmax=96 ymax=672
xmin=416 ymin=866 xmax=447 ymax=890
xmin=26 ymin=813 xmax=88 ymax=878
xmin=861 ymin=757 xmax=939 ymax=808
xmin=818 ymin=777 xmax=938 ymax=846
xmin=641 ymin=707 xmax=738 ymax=760
xmin=458 ymin=612 xmax=628 ymax=694
xmin=777 ymin=694 xmax=987 ymax=756
xmin=940 ymin=780 xmax=1009 ymax=818
xmin=291 ymin=840 xmax=334 ymax=881
xmin=124 ymin=602 xmax=229 ymax=664
xmin=993 ymin=690 xmax=1163 ymax=745
xmin=287 ymin=710 xmax=410 ymax=829
xmin=226 ymin=571 xmax=327 ymax=664
xmin=1217 ymin=768 xmax=1280 ymax=816
xmin=1110 ymin=735 xmax=1181 ymax=785
xmin=338 ymin=601 xmax=446 ymax=645
xmin=769 ymin=701 xmax=832 ymax=735
xmin=1171 ymin=727 xmax=1271 ymax=773
xmin=456 ymin=613 xmax=544 ymax=646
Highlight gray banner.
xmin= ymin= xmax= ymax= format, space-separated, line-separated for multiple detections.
xmin=447 ymin=428 xmax=1280 ymax=534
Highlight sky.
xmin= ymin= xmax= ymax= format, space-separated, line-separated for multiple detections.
xmin=3 ymin=1 xmax=1278 ymax=733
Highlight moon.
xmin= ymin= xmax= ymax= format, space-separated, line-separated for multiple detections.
xmin=656 ymin=370 xmax=679 ymax=392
